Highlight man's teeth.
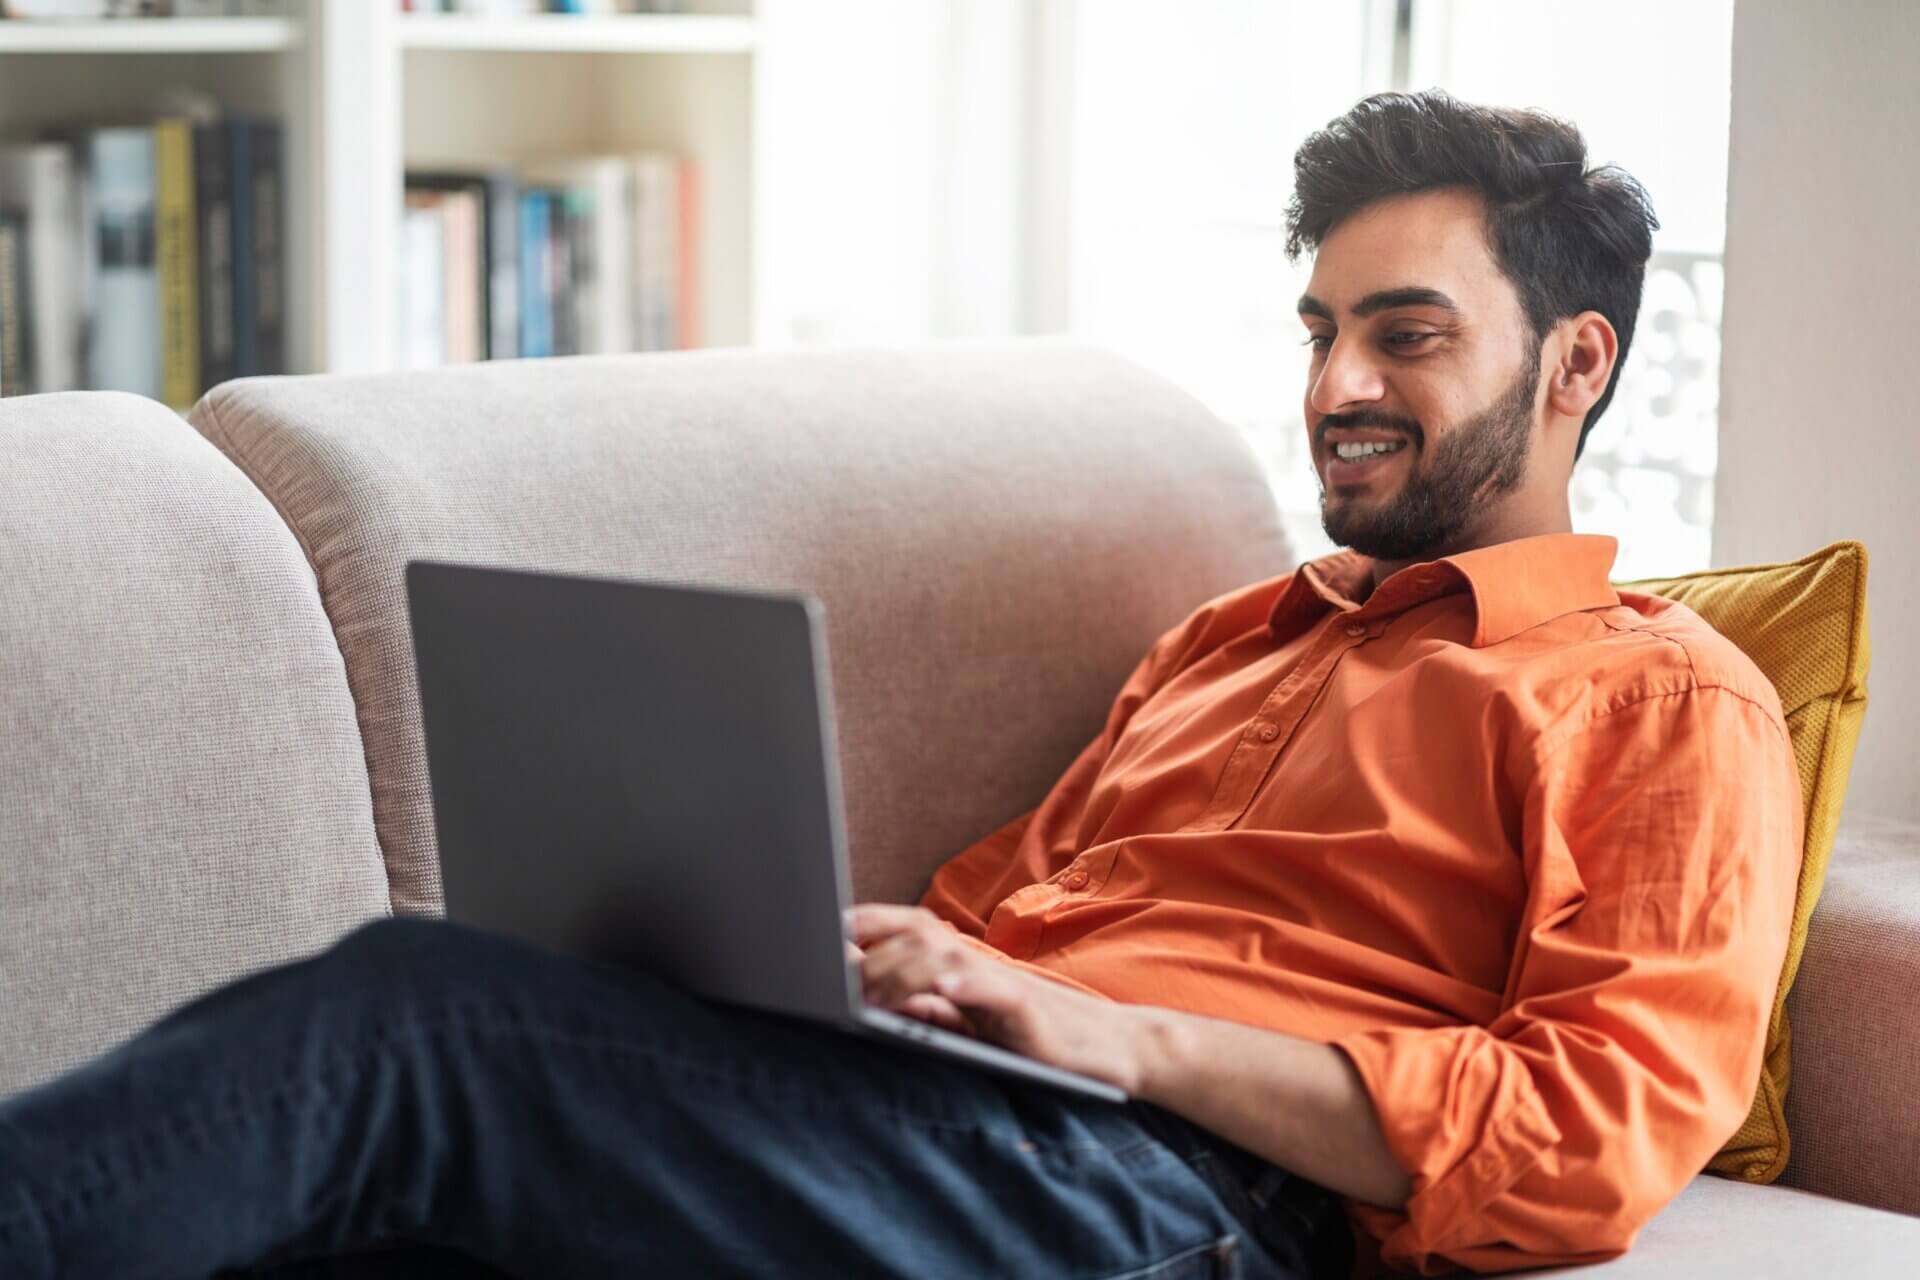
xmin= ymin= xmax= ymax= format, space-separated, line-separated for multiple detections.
xmin=1334 ymin=440 xmax=1407 ymax=460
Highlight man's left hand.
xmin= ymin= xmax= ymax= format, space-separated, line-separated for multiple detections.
xmin=847 ymin=903 xmax=1150 ymax=1093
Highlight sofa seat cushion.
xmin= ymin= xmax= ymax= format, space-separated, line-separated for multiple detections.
xmin=1540 ymin=1176 xmax=1920 ymax=1278
xmin=0 ymin=392 xmax=390 ymax=1097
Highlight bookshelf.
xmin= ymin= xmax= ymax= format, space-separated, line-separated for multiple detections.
xmin=395 ymin=14 xmax=756 ymax=54
xmin=0 ymin=1 xmax=759 ymax=390
xmin=0 ymin=17 xmax=301 ymax=53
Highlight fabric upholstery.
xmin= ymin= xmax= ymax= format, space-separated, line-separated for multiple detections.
xmin=1779 ymin=813 xmax=1920 ymax=1215
xmin=0 ymin=391 xmax=389 ymax=1097
xmin=1621 ymin=542 xmax=1870 ymax=1182
xmin=1535 ymin=1175 xmax=1920 ymax=1278
xmin=189 ymin=342 xmax=1293 ymax=914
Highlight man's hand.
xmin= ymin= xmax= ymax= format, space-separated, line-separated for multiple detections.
xmin=848 ymin=905 xmax=1410 ymax=1207
xmin=847 ymin=903 xmax=1149 ymax=1093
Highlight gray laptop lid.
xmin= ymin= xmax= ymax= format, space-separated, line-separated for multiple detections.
xmin=405 ymin=561 xmax=859 ymax=1025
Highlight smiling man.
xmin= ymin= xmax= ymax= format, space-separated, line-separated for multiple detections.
xmin=0 ymin=93 xmax=1800 ymax=1279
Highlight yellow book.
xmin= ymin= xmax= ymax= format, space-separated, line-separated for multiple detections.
xmin=154 ymin=119 xmax=199 ymax=410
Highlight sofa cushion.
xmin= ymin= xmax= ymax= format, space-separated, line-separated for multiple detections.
xmin=1779 ymin=814 xmax=1920 ymax=1215
xmin=1539 ymin=1175 xmax=1920 ymax=1278
xmin=0 ymin=391 xmax=390 ymax=1097
xmin=1621 ymin=542 xmax=1870 ymax=1183
xmin=189 ymin=342 xmax=1292 ymax=913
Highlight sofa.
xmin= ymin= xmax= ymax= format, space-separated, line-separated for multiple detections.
xmin=2 ymin=341 xmax=1916 ymax=1276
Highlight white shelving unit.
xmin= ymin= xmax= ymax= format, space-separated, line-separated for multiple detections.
xmin=0 ymin=1 xmax=760 ymax=381
xmin=396 ymin=13 xmax=756 ymax=54
xmin=0 ymin=16 xmax=300 ymax=53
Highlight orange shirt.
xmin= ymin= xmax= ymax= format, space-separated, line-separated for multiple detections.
xmin=920 ymin=533 xmax=1802 ymax=1274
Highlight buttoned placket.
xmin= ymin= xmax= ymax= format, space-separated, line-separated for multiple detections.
xmin=1179 ymin=612 xmax=1378 ymax=834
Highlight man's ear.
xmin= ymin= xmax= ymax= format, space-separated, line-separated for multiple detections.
xmin=1545 ymin=311 xmax=1619 ymax=422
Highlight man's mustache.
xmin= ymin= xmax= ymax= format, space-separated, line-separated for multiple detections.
xmin=1316 ymin=412 xmax=1424 ymax=449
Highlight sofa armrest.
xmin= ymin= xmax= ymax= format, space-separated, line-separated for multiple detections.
xmin=1779 ymin=813 xmax=1920 ymax=1214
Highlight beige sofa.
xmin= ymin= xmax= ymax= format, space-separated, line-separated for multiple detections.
xmin=2 ymin=342 xmax=1916 ymax=1276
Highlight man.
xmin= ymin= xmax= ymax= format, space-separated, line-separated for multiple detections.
xmin=0 ymin=91 xmax=1798 ymax=1278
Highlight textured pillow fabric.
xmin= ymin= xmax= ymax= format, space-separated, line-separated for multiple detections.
xmin=1619 ymin=540 xmax=1870 ymax=1183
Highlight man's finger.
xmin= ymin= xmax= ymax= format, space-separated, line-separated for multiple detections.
xmin=857 ymin=930 xmax=968 ymax=1010
xmin=899 ymin=993 xmax=974 ymax=1035
xmin=845 ymin=902 xmax=939 ymax=947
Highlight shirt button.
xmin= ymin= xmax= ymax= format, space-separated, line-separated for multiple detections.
xmin=1344 ymin=622 xmax=1366 ymax=638
xmin=1254 ymin=722 xmax=1280 ymax=742
xmin=1063 ymin=871 xmax=1090 ymax=891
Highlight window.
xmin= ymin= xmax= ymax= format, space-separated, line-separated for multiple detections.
xmin=1064 ymin=0 xmax=1734 ymax=577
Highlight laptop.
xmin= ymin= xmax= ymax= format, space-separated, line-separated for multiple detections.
xmin=404 ymin=560 xmax=1126 ymax=1104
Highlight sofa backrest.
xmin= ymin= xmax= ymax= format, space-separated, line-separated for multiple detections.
xmin=189 ymin=341 xmax=1294 ymax=912
xmin=0 ymin=392 xmax=390 ymax=1096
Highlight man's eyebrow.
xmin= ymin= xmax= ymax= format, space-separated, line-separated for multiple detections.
xmin=1296 ymin=287 xmax=1462 ymax=321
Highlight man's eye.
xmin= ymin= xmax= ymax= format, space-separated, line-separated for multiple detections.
xmin=1303 ymin=335 xmax=1333 ymax=353
xmin=1386 ymin=331 xmax=1436 ymax=349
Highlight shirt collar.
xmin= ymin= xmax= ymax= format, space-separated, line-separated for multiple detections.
xmin=1267 ymin=533 xmax=1622 ymax=648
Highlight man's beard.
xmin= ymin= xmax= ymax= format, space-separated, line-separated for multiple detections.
xmin=1317 ymin=345 xmax=1542 ymax=563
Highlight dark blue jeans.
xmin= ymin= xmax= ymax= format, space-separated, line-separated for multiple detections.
xmin=0 ymin=918 xmax=1352 ymax=1279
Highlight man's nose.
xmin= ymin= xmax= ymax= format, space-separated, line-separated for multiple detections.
xmin=1308 ymin=338 xmax=1387 ymax=417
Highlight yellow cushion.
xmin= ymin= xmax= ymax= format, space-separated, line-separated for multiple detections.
xmin=1619 ymin=540 xmax=1870 ymax=1183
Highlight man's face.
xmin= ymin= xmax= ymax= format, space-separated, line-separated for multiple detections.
xmin=1297 ymin=188 xmax=1546 ymax=563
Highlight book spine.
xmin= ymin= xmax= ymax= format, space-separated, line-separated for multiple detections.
xmin=486 ymin=172 xmax=518 ymax=359
xmin=228 ymin=120 xmax=256 ymax=378
xmin=518 ymin=190 xmax=552 ymax=359
xmin=250 ymin=119 xmax=286 ymax=375
xmin=595 ymin=160 xmax=633 ymax=353
xmin=442 ymin=190 xmax=481 ymax=364
xmin=401 ymin=196 xmax=446 ymax=369
xmin=676 ymin=157 xmax=699 ymax=349
xmin=154 ymin=119 xmax=200 ymax=409
xmin=557 ymin=186 xmax=590 ymax=356
xmin=0 ymin=210 xmax=28 ymax=397
xmin=86 ymin=127 xmax=162 ymax=399
xmin=193 ymin=121 xmax=236 ymax=390
xmin=23 ymin=142 xmax=81 ymax=393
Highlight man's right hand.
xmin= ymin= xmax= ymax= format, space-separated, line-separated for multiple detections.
xmin=844 ymin=936 xmax=973 ymax=1034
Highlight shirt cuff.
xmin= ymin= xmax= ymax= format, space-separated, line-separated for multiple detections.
xmin=1335 ymin=1025 xmax=1564 ymax=1270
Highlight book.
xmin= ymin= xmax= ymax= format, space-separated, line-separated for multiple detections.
xmin=406 ymin=169 xmax=513 ymax=358
xmin=438 ymin=186 xmax=482 ymax=363
xmin=154 ymin=118 xmax=200 ymax=409
xmin=521 ymin=155 xmax=632 ymax=354
xmin=675 ymin=155 xmax=699 ymax=349
xmin=228 ymin=119 xmax=255 ymax=379
xmin=517 ymin=189 xmax=553 ymax=359
xmin=0 ymin=209 xmax=28 ymax=397
xmin=0 ymin=142 xmax=82 ymax=394
xmin=400 ymin=192 xmax=446 ymax=368
xmin=631 ymin=151 xmax=682 ymax=351
xmin=482 ymin=172 xmax=519 ymax=359
xmin=248 ymin=117 xmax=286 ymax=375
xmin=194 ymin=119 xmax=236 ymax=390
xmin=87 ymin=127 xmax=162 ymax=399
xmin=545 ymin=185 xmax=582 ymax=356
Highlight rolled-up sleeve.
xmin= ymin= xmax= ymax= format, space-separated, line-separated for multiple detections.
xmin=1335 ymin=685 xmax=1802 ymax=1274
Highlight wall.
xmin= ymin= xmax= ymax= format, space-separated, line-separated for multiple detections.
xmin=1718 ymin=0 xmax=1920 ymax=822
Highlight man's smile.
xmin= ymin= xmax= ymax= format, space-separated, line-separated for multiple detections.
xmin=1320 ymin=428 xmax=1415 ymax=489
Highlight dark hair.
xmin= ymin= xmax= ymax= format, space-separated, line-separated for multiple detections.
xmin=1285 ymin=90 xmax=1658 ymax=458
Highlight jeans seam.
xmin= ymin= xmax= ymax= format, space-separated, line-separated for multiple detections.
xmin=1092 ymin=1234 xmax=1236 ymax=1280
